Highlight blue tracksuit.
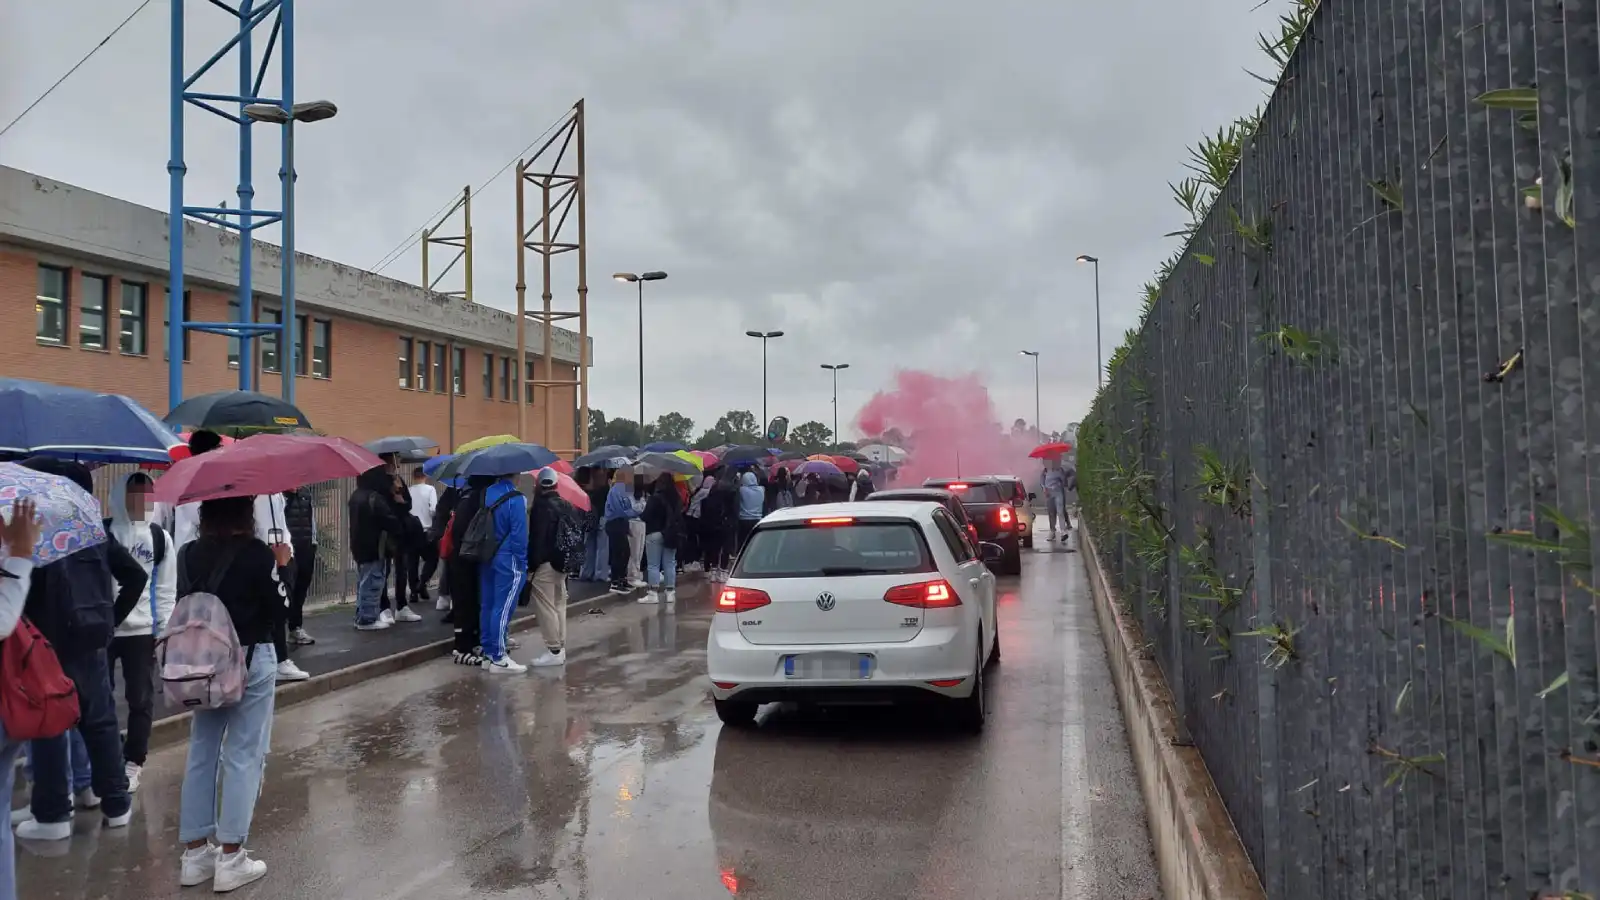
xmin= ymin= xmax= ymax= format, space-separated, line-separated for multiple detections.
xmin=476 ymin=480 xmax=529 ymax=660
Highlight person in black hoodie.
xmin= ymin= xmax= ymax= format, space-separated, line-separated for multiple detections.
xmin=447 ymin=475 xmax=495 ymax=664
xmin=375 ymin=455 xmax=420 ymax=623
xmin=348 ymin=465 xmax=405 ymax=630
xmin=641 ymin=473 xmax=684 ymax=603
xmin=524 ymin=469 xmax=568 ymax=667
xmin=428 ymin=481 xmax=461 ymax=622
xmin=14 ymin=457 xmax=145 ymax=840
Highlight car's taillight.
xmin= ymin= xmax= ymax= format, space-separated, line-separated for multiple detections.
xmin=998 ymin=507 xmax=1013 ymax=525
xmin=717 ymin=586 xmax=771 ymax=612
xmin=947 ymin=483 xmax=968 ymax=491
xmin=884 ymin=579 xmax=961 ymax=608
xmin=808 ymin=516 xmax=854 ymax=525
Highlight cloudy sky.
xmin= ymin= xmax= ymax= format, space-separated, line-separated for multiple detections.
xmin=1 ymin=0 xmax=1274 ymax=441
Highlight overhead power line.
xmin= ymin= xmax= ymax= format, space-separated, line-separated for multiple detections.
xmin=0 ymin=0 xmax=155 ymax=143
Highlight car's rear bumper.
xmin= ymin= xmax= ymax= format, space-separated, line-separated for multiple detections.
xmin=707 ymin=624 xmax=975 ymax=702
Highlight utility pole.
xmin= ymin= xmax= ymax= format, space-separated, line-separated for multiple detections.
xmin=821 ymin=363 xmax=849 ymax=443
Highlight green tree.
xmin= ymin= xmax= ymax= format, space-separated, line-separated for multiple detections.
xmin=650 ymin=412 xmax=695 ymax=445
xmin=598 ymin=417 xmax=647 ymax=447
xmin=693 ymin=429 xmax=727 ymax=450
xmin=789 ymin=420 xmax=833 ymax=451
xmin=713 ymin=410 xmax=759 ymax=443
xmin=587 ymin=408 xmax=609 ymax=446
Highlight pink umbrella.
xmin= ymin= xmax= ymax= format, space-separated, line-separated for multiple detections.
xmin=153 ymin=434 xmax=384 ymax=505
xmin=692 ymin=450 xmax=718 ymax=466
xmin=537 ymin=467 xmax=591 ymax=512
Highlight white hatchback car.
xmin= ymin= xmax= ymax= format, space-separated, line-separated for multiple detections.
xmin=706 ymin=501 xmax=1003 ymax=731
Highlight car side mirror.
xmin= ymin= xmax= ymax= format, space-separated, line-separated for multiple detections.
xmin=1027 ymin=492 xmax=1036 ymax=501
xmin=980 ymin=542 xmax=1005 ymax=563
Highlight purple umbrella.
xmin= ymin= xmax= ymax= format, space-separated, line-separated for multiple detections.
xmin=795 ymin=459 xmax=843 ymax=478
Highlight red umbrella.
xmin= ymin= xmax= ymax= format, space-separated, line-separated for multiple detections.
xmin=1029 ymin=441 xmax=1073 ymax=459
xmin=829 ymin=455 xmax=861 ymax=474
xmin=153 ymin=434 xmax=384 ymax=505
xmin=548 ymin=459 xmax=574 ymax=475
xmin=536 ymin=467 xmax=591 ymax=512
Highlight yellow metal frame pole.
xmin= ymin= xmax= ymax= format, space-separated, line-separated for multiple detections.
xmin=515 ymin=159 xmax=528 ymax=442
xmin=575 ymin=99 xmax=589 ymax=454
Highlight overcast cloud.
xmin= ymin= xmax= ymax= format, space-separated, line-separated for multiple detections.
xmin=1 ymin=0 xmax=1274 ymax=439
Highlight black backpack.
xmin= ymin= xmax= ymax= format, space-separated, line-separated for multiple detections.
xmin=457 ymin=492 xmax=516 ymax=563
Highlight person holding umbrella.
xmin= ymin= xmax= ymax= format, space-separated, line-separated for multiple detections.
xmin=1041 ymin=457 xmax=1075 ymax=542
xmin=602 ymin=463 xmax=640 ymax=594
xmin=641 ymin=472 xmax=684 ymax=604
xmin=525 ymin=468 xmax=569 ymax=667
xmin=476 ymin=470 xmax=530 ymax=674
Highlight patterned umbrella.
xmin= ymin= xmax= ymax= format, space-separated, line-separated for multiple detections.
xmin=0 ymin=462 xmax=108 ymax=563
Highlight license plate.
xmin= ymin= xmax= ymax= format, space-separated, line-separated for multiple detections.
xmin=783 ymin=653 xmax=873 ymax=680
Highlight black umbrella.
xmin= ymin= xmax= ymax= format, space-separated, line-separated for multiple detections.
xmin=574 ymin=444 xmax=632 ymax=467
xmin=777 ymin=450 xmax=808 ymax=461
xmin=165 ymin=390 xmax=312 ymax=434
xmin=720 ymin=445 xmax=776 ymax=466
xmin=364 ymin=436 xmax=439 ymax=456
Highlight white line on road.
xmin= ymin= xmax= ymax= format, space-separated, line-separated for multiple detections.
xmin=1061 ymin=578 xmax=1095 ymax=898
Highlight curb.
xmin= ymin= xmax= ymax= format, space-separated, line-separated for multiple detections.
xmin=1078 ymin=524 xmax=1267 ymax=900
xmin=144 ymin=589 xmax=626 ymax=753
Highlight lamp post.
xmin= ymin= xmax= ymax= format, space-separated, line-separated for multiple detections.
xmin=1075 ymin=254 xmax=1102 ymax=387
xmin=745 ymin=330 xmax=784 ymax=431
xmin=1019 ymin=350 xmax=1041 ymax=439
xmin=242 ymin=99 xmax=338 ymax=405
xmin=612 ymin=271 xmax=667 ymax=429
xmin=820 ymin=363 xmax=849 ymax=443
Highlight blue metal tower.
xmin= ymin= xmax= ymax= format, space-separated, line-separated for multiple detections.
xmin=167 ymin=0 xmax=299 ymax=411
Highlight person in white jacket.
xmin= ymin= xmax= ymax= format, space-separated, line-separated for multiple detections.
xmin=106 ymin=472 xmax=177 ymax=794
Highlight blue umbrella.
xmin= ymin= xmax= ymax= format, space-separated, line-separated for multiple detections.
xmin=0 ymin=378 xmax=182 ymax=464
xmin=421 ymin=454 xmax=454 ymax=477
xmin=796 ymin=459 xmax=843 ymax=477
xmin=641 ymin=440 xmax=688 ymax=453
xmin=441 ymin=442 xmax=558 ymax=478
xmin=720 ymin=445 xmax=778 ymax=466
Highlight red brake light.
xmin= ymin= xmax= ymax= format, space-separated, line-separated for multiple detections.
xmin=884 ymin=579 xmax=961 ymax=608
xmin=717 ymin=586 xmax=771 ymax=612
xmin=947 ymin=483 xmax=969 ymax=490
xmin=998 ymin=507 xmax=1013 ymax=525
xmin=808 ymin=516 xmax=854 ymax=525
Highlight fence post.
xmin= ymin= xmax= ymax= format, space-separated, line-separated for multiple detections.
xmin=1239 ymin=138 xmax=1284 ymax=898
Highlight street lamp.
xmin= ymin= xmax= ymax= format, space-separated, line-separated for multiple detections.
xmin=745 ymin=330 xmax=784 ymax=432
xmin=1019 ymin=351 xmax=1041 ymax=439
xmin=820 ymin=363 xmax=849 ymax=444
xmin=242 ymin=100 xmax=338 ymax=405
xmin=1075 ymin=254 xmax=1103 ymax=387
xmin=613 ymin=271 xmax=668 ymax=429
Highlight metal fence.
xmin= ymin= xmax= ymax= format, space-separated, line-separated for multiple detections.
xmin=1078 ymin=1 xmax=1599 ymax=897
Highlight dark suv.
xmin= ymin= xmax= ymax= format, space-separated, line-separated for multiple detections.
xmin=921 ymin=478 xmax=1022 ymax=575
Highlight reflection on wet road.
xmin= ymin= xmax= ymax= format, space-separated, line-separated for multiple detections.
xmin=17 ymin=542 xmax=1160 ymax=899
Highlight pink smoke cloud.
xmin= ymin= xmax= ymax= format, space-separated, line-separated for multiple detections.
xmin=853 ymin=369 xmax=1037 ymax=486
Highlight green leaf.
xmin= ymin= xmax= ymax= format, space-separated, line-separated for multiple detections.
xmin=1394 ymin=680 xmax=1412 ymax=714
xmin=1521 ymin=185 xmax=1542 ymax=201
xmin=1537 ymin=670 xmax=1569 ymax=699
xmin=1487 ymin=530 xmax=1563 ymax=553
xmin=1194 ymin=253 xmax=1216 ymax=266
xmin=1443 ymin=615 xmax=1516 ymax=666
xmin=1369 ymin=179 xmax=1404 ymax=211
xmin=1555 ymin=150 xmax=1575 ymax=228
xmin=1517 ymin=112 xmax=1539 ymax=132
xmin=1474 ymin=88 xmax=1539 ymax=111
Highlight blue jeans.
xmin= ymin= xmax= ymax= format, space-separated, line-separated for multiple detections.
xmin=21 ymin=730 xmax=90 ymax=795
xmin=591 ymin=527 xmax=611 ymax=582
xmin=29 ymin=649 xmax=130 ymax=822
xmin=1046 ymin=490 xmax=1068 ymax=532
xmin=355 ymin=559 xmax=385 ymax=625
xmin=0 ymin=722 xmax=20 ymax=900
xmin=645 ymin=532 xmax=677 ymax=590
xmin=579 ymin=528 xmax=599 ymax=581
xmin=179 ymin=644 xmax=277 ymax=846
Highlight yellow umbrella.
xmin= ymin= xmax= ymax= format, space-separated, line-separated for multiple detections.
xmin=807 ymin=453 xmax=834 ymax=462
xmin=454 ymin=434 xmax=519 ymax=455
xmin=672 ymin=449 xmax=704 ymax=482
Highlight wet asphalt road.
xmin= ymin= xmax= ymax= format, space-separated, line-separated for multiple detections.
xmin=17 ymin=535 xmax=1161 ymax=899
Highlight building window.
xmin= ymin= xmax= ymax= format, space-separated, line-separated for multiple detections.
xmin=483 ymin=352 xmax=494 ymax=398
xmin=80 ymin=274 xmax=108 ymax=349
xmin=36 ymin=265 xmax=68 ymax=345
xmin=499 ymin=356 xmax=511 ymax=400
xmin=259 ymin=306 xmax=282 ymax=373
xmin=119 ymin=282 xmax=148 ymax=355
xmin=417 ymin=341 xmax=432 ymax=392
xmin=453 ymin=346 xmax=466 ymax=395
xmin=162 ymin=289 xmax=192 ymax=361
xmin=398 ymin=337 xmax=414 ymax=388
xmin=293 ymin=314 xmax=309 ymax=376
xmin=312 ymin=319 xmax=332 ymax=378
xmin=433 ymin=343 xmax=447 ymax=394
xmin=525 ymin=359 xmax=536 ymax=406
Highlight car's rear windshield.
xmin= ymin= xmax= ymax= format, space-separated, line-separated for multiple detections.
xmin=927 ymin=482 xmax=1004 ymax=503
xmin=733 ymin=521 xmax=935 ymax=578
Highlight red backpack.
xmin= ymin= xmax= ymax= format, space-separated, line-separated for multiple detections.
xmin=438 ymin=510 xmax=458 ymax=560
xmin=0 ymin=617 xmax=81 ymax=741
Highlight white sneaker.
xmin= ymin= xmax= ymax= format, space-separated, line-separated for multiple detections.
xmin=213 ymin=848 xmax=267 ymax=892
xmin=664 ymin=589 xmax=677 ymax=604
xmin=180 ymin=843 xmax=221 ymax=887
xmin=435 ymin=595 xmax=450 ymax=610
xmin=378 ymin=609 xmax=396 ymax=626
xmin=276 ymin=659 xmax=311 ymax=682
xmin=506 ymin=636 xmax=521 ymax=651
xmin=631 ymin=579 xmax=649 ymax=589
xmin=393 ymin=607 xmax=423 ymax=623
xmin=608 ymin=584 xmax=631 ymax=595
xmin=530 ymin=649 xmax=565 ymax=668
xmin=15 ymin=818 xmax=71 ymax=841
xmin=9 ymin=807 xmax=33 ymax=826
xmin=288 ymin=627 xmax=316 ymax=645
xmin=103 ymin=809 xmax=131 ymax=828
xmin=637 ymin=594 xmax=659 ymax=605
xmin=482 ymin=655 xmax=528 ymax=675
xmin=74 ymin=787 xmax=100 ymax=810
xmin=125 ymin=762 xmax=142 ymax=794
xmin=354 ymin=618 xmax=391 ymax=631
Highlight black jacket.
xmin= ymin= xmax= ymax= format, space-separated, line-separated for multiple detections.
xmin=347 ymin=467 xmax=405 ymax=564
xmin=176 ymin=535 xmax=284 ymax=648
xmin=282 ymin=486 xmax=317 ymax=547
xmin=24 ymin=542 xmax=146 ymax=658
xmin=642 ymin=484 xmax=685 ymax=549
xmin=527 ymin=490 xmax=565 ymax=571
xmin=429 ymin=485 xmax=461 ymax=546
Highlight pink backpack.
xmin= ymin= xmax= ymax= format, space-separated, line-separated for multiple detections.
xmin=156 ymin=546 xmax=247 ymax=710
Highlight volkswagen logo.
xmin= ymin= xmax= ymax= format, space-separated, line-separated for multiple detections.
xmin=815 ymin=591 xmax=836 ymax=611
